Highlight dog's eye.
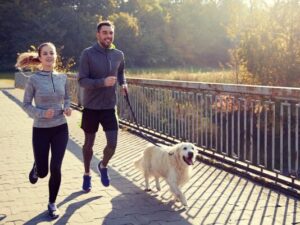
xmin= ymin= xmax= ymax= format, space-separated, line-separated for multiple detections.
xmin=183 ymin=147 xmax=187 ymax=150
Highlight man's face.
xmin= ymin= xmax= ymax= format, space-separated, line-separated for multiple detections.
xmin=96 ymin=25 xmax=114 ymax=48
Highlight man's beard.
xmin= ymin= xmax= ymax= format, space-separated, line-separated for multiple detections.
xmin=100 ymin=40 xmax=112 ymax=48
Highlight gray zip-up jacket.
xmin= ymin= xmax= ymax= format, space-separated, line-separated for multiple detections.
xmin=78 ymin=43 xmax=126 ymax=110
xmin=23 ymin=71 xmax=70 ymax=128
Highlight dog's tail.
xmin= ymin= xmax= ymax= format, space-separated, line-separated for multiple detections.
xmin=134 ymin=156 xmax=143 ymax=170
xmin=134 ymin=144 xmax=156 ymax=170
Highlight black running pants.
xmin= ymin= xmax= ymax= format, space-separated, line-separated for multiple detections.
xmin=32 ymin=123 xmax=68 ymax=203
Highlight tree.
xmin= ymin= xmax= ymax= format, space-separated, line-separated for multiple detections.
xmin=163 ymin=0 xmax=231 ymax=67
xmin=231 ymin=0 xmax=300 ymax=86
xmin=109 ymin=12 xmax=139 ymax=66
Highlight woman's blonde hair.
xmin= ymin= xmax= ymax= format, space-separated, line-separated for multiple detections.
xmin=15 ymin=42 xmax=56 ymax=70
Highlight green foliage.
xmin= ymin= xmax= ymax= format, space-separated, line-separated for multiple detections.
xmin=109 ymin=12 xmax=140 ymax=66
xmin=227 ymin=0 xmax=300 ymax=86
xmin=0 ymin=0 xmax=102 ymax=71
xmin=1 ymin=0 xmax=300 ymax=86
xmin=55 ymin=54 xmax=76 ymax=73
xmin=161 ymin=0 xmax=232 ymax=67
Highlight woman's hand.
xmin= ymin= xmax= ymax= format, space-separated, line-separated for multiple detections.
xmin=64 ymin=107 xmax=72 ymax=117
xmin=45 ymin=109 xmax=55 ymax=118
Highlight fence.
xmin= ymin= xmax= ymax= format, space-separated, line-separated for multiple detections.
xmin=15 ymin=72 xmax=300 ymax=188
xmin=116 ymin=79 xmax=300 ymax=186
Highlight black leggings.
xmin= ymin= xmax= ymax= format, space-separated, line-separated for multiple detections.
xmin=32 ymin=123 xmax=68 ymax=203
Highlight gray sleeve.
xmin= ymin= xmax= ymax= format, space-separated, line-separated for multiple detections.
xmin=22 ymin=78 xmax=46 ymax=119
xmin=117 ymin=52 xmax=126 ymax=86
xmin=78 ymin=50 xmax=106 ymax=89
xmin=64 ymin=75 xmax=71 ymax=109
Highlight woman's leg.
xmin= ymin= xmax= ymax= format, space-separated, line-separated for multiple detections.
xmin=32 ymin=127 xmax=51 ymax=178
xmin=48 ymin=124 xmax=69 ymax=203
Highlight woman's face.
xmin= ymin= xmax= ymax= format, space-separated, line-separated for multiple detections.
xmin=39 ymin=45 xmax=57 ymax=70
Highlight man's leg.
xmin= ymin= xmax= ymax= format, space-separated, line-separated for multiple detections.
xmin=97 ymin=130 xmax=118 ymax=187
xmin=81 ymin=108 xmax=99 ymax=174
xmin=97 ymin=109 xmax=118 ymax=187
xmin=102 ymin=130 xmax=118 ymax=167
xmin=80 ymin=108 xmax=100 ymax=191
xmin=82 ymin=132 xmax=96 ymax=192
xmin=82 ymin=132 xmax=96 ymax=174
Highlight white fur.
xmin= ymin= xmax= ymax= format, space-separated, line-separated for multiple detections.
xmin=134 ymin=142 xmax=196 ymax=206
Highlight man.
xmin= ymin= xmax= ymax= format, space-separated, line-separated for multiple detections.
xmin=78 ymin=20 xmax=127 ymax=191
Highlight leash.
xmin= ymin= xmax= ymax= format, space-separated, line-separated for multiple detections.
xmin=123 ymin=88 xmax=161 ymax=147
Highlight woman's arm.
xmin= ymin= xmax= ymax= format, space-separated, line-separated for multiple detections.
xmin=22 ymin=78 xmax=46 ymax=119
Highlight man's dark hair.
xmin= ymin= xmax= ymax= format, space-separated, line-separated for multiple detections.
xmin=97 ymin=20 xmax=114 ymax=32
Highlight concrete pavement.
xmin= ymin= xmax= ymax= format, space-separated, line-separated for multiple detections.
xmin=0 ymin=88 xmax=300 ymax=225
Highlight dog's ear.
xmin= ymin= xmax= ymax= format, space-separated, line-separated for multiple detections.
xmin=168 ymin=143 xmax=181 ymax=156
xmin=168 ymin=144 xmax=178 ymax=156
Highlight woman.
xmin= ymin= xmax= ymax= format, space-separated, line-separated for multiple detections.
xmin=15 ymin=42 xmax=72 ymax=219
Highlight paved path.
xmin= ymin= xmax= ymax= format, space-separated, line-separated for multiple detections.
xmin=0 ymin=88 xmax=300 ymax=225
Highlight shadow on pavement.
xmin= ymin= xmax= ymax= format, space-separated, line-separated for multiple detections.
xmin=24 ymin=191 xmax=101 ymax=224
xmin=0 ymin=214 xmax=6 ymax=222
xmin=3 ymin=89 xmax=299 ymax=225
xmin=54 ymin=195 xmax=102 ymax=225
xmin=2 ymin=89 xmax=23 ymax=108
xmin=66 ymin=137 xmax=193 ymax=224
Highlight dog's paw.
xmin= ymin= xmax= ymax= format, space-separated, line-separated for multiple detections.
xmin=182 ymin=204 xmax=189 ymax=210
xmin=173 ymin=197 xmax=180 ymax=202
xmin=181 ymin=199 xmax=188 ymax=207
xmin=182 ymin=202 xmax=188 ymax=207
xmin=144 ymin=188 xmax=152 ymax=192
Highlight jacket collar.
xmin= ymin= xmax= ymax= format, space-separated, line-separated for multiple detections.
xmin=36 ymin=71 xmax=56 ymax=76
xmin=93 ymin=42 xmax=116 ymax=53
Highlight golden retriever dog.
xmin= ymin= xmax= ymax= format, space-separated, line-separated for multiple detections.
xmin=134 ymin=142 xmax=196 ymax=207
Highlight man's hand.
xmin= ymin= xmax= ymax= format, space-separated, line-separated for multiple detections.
xmin=104 ymin=76 xmax=117 ymax=86
xmin=64 ymin=107 xmax=72 ymax=117
xmin=121 ymin=84 xmax=128 ymax=96
xmin=45 ymin=109 xmax=54 ymax=118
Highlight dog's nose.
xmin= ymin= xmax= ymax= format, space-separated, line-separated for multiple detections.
xmin=188 ymin=152 xmax=194 ymax=158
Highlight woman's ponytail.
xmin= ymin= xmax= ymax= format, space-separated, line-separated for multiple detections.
xmin=15 ymin=52 xmax=40 ymax=70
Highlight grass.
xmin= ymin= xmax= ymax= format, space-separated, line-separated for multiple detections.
xmin=126 ymin=68 xmax=237 ymax=84
xmin=0 ymin=72 xmax=15 ymax=79
xmin=0 ymin=72 xmax=15 ymax=88
xmin=0 ymin=68 xmax=238 ymax=88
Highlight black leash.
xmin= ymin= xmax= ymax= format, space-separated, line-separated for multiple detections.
xmin=123 ymin=89 xmax=160 ymax=147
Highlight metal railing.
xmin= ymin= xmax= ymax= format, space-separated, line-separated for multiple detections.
xmin=15 ymin=73 xmax=300 ymax=188
xmin=115 ymin=78 xmax=300 ymax=183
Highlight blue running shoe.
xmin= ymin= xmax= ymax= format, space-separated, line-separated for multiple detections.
xmin=82 ymin=175 xmax=92 ymax=192
xmin=97 ymin=161 xmax=110 ymax=187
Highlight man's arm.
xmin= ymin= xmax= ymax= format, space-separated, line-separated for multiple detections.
xmin=78 ymin=50 xmax=106 ymax=89
xmin=117 ymin=52 xmax=126 ymax=86
xmin=117 ymin=52 xmax=128 ymax=95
